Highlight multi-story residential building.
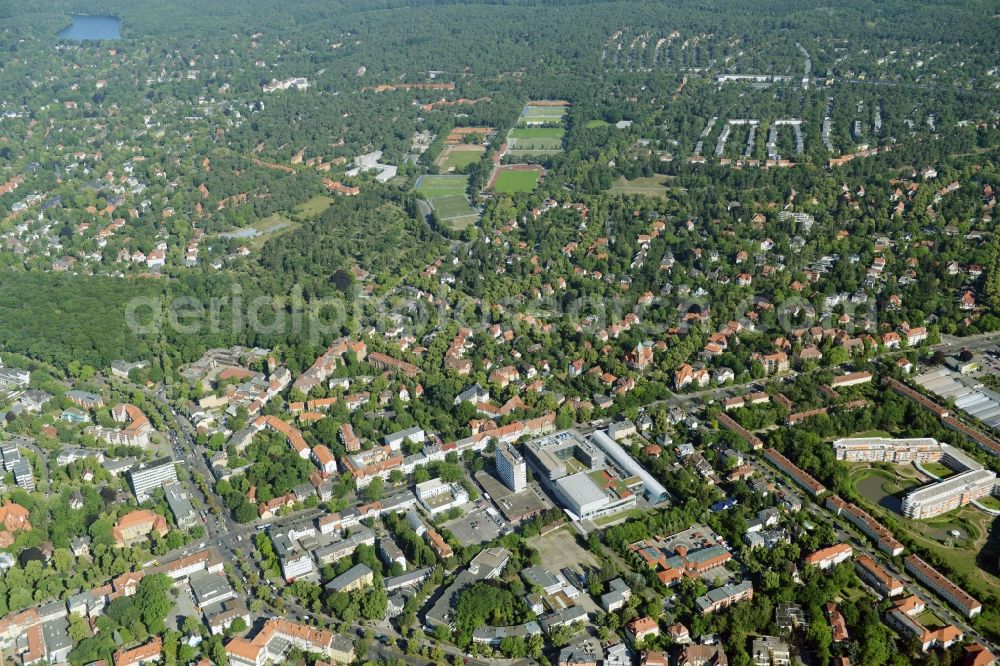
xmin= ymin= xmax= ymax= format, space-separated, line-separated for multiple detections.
xmin=384 ymin=426 xmax=425 ymax=450
xmin=339 ymin=423 xmax=361 ymax=452
xmin=226 ymin=618 xmax=344 ymax=666
xmin=886 ymin=595 xmax=963 ymax=652
xmin=325 ymin=563 xmax=374 ymax=593
xmin=255 ymin=415 xmax=310 ymax=458
xmin=607 ymin=420 xmax=637 ymax=441
xmin=832 ymin=437 xmax=942 ymax=464
xmin=830 ymin=371 xmax=872 ymax=388
xmin=763 ymin=449 xmax=827 ymax=497
xmin=902 ymin=469 xmax=997 ymax=519
xmin=804 ymin=543 xmax=853 ymax=570
xmin=495 ymin=441 xmax=527 ymax=493
xmin=113 ymin=636 xmax=162 ymax=666
xmin=291 ymin=339 xmax=367 ymax=394
xmin=11 ymin=459 xmax=34 ymax=491
xmin=0 ymin=367 xmax=30 ymax=388
xmin=126 ymin=458 xmax=178 ymax=502
xmin=311 ymin=445 xmax=338 ymax=475
xmin=825 ymin=495 xmax=904 ymax=556
xmin=341 ymin=445 xmax=403 ymax=487
xmin=754 ymin=352 xmax=789 ymax=375
xmin=314 ymin=527 xmax=376 ymax=566
xmin=677 ymin=644 xmax=728 ymax=666
xmin=854 ymin=554 xmax=905 ymax=597
xmin=600 ymin=577 xmax=632 ymax=612
xmin=88 ymin=403 xmax=152 ymax=447
xmin=695 ymin=580 xmax=754 ymax=614
xmin=904 ymin=555 xmax=982 ymax=618
xmin=367 ymin=351 xmax=420 ymax=378
xmin=378 ymin=536 xmax=407 ymax=571
xmin=751 ymin=636 xmax=790 ymax=666
xmin=625 ymin=616 xmax=659 ymax=644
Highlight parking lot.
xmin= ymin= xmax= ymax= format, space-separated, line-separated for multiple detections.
xmin=441 ymin=502 xmax=504 ymax=546
xmin=474 ymin=471 xmax=551 ymax=522
xmin=168 ymin=580 xmax=200 ymax=632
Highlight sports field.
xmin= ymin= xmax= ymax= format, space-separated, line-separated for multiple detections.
xmin=507 ymin=126 xmax=564 ymax=153
xmin=509 ymin=127 xmax=565 ymax=140
xmin=430 ymin=194 xmax=477 ymax=221
xmin=435 ymin=144 xmax=485 ymax=171
xmin=493 ymin=169 xmax=541 ymax=193
xmin=415 ymin=174 xmax=469 ymax=198
xmin=519 ymin=105 xmax=568 ymax=124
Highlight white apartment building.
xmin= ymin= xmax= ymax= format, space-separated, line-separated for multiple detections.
xmin=126 ymin=458 xmax=178 ymax=502
xmin=902 ymin=469 xmax=997 ymax=519
xmin=495 ymin=441 xmax=527 ymax=493
xmin=832 ymin=437 xmax=942 ymax=464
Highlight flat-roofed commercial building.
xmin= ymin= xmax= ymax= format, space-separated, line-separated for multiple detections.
xmin=415 ymin=478 xmax=469 ymax=516
xmin=902 ymin=469 xmax=997 ymax=519
xmin=553 ymin=471 xmax=636 ymax=520
xmin=525 ymin=430 xmax=603 ymax=482
xmin=590 ymin=429 xmax=669 ymax=502
xmin=164 ymin=483 xmax=198 ymax=528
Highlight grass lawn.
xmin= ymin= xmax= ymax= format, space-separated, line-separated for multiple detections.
xmin=921 ymin=462 xmax=956 ymax=478
xmin=593 ymin=507 xmax=644 ymax=527
xmin=586 ymin=119 xmax=610 ymax=128
xmin=435 ymin=145 xmax=485 ymax=171
xmin=245 ymin=214 xmax=298 ymax=249
xmin=293 ymin=195 xmax=333 ymax=219
xmin=976 ymin=495 xmax=1000 ymax=511
xmin=509 ymin=127 xmax=565 ymax=140
xmin=415 ymin=174 xmax=469 ymax=198
xmin=494 ymin=169 xmax=541 ymax=193
xmin=840 ymin=585 xmax=870 ymax=603
xmin=609 ymin=175 xmax=671 ymax=197
xmin=917 ymin=610 xmax=947 ymax=630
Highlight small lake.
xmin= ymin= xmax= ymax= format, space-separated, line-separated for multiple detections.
xmin=58 ymin=15 xmax=121 ymax=41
